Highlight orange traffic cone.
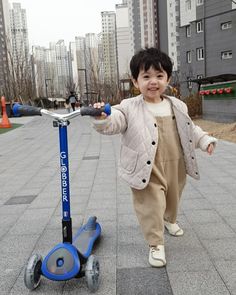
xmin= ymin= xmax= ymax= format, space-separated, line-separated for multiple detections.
xmin=0 ymin=96 xmax=12 ymax=128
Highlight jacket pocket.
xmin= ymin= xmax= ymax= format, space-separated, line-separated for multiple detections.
xmin=120 ymin=145 xmax=138 ymax=174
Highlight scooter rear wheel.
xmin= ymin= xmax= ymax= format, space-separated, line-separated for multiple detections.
xmin=85 ymin=255 xmax=100 ymax=292
xmin=24 ymin=254 xmax=42 ymax=290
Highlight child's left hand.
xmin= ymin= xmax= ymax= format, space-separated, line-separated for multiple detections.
xmin=207 ymin=143 xmax=214 ymax=155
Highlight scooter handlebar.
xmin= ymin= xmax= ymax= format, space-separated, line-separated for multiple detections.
xmin=80 ymin=104 xmax=111 ymax=117
xmin=13 ymin=103 xmax=42 ymax=117
xmin=12 ymin=103 xmax=111 ymax=121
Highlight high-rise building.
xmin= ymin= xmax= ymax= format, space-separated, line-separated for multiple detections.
xmin=115 ymin=2 xmax=133 ymax=79
xmin=10 ymin=3 xmax=29 ymax=66
xmin=157 ymin=1 xmax=180 ymax=72
xmin=85 ymin=33 xmax=99 ymax=101
xmin=50 ymin=40 xmax=70 ymax=97
xmin=68 ymin=42 xmax=78 ymax=90
xmin=127 ymin=0 xmax=141 ymax=54
xmin=32 ymin=45 xmax=47 ymax=97
xmin=75 ymin=36 xmax=87 ymax=101
xmin=101 ymin=11 xmax=118 ymax=92
xmin=127 ymin=0 xmax=156 ymax=54
xmin=140 ymin=0 xmax=155 ymax=48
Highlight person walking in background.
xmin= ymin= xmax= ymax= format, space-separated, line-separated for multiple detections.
xmin=92 ymin=47 xmax=217 ymax=268
xmin=67 ymin=91 xmax=78 ymax=112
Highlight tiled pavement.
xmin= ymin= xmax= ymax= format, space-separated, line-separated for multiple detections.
xmin=0 ymin=112 xmax=235 ymax=295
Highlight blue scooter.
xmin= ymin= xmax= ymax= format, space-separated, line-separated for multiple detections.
xmin=13 ymin=103 xmax=111 ymax=292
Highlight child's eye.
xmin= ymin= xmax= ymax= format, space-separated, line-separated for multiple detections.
xmin=157 ymin=75 xmax=164 ymax=78
xmin=143 ymin=75 xmax=149 ymax=79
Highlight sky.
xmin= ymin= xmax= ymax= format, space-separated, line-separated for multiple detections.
xmin=9 ymin=0 xmax=120 ymax=48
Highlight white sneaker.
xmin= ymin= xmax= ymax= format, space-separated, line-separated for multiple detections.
xmin=149 ymin=245 xmax=166 ymax=267
xmin=164 ymin=221 xmax=184 ymax=236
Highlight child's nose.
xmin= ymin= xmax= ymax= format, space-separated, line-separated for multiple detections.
xmin=150 ymin=77 xmax=158 ymax=84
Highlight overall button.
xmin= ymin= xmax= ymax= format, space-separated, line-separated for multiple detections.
xmin=152 ymin=141 xmax=156 ymax=145
xmin=147 ymin=160 xmax=151 ymax=165
xmin=142 ymin=179 xmax=146 ymax=183
xmin=189 ymin=140 xmax=192 ymax=143
xmin=154 ymin=123 xmax=157 ymax=127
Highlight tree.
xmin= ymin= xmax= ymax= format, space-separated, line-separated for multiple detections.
xmin=2 ymin=35 xmax=36 ymax=103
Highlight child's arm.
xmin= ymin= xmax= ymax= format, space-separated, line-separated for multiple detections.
xmin=192 ymin=123 xmax=217 ymax=154
xmin=92 ymin=102 xmax=127 ymax=135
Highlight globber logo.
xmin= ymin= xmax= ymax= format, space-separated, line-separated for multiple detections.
xmin=60 ymin=152 xmax=68 ymax=202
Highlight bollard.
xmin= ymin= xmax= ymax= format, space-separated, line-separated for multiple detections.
xmin=0 ymin=96 xmax=12 ymax=128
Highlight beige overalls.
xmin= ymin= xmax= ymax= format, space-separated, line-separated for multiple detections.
xmin=131 ymin=115 xmax=187 ymax=246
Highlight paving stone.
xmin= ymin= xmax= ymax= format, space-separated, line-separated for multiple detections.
xmin=168 ymin=270 xmax=230 ymax=295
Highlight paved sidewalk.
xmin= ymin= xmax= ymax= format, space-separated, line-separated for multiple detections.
xmin=0 ymin=113 xmax=236 ymax=295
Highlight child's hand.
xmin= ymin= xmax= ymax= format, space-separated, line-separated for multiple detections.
xmin=93 ymin=102 xmax=108 ymax=120
xmin=207 ymin=143 xmax=214 ymax=155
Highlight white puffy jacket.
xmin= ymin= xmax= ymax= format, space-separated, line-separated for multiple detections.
xmin=93 ymin=95 xmax=217 ymax=189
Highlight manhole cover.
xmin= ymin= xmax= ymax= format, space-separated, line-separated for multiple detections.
xmin=4 ymin=195 xmax=37 ymax=205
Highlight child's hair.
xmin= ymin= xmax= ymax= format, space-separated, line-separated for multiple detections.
xmin=130 ymin=47 xmax=173 ymax=80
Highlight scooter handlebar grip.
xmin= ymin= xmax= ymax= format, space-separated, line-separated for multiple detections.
xmin=12 ymin=104 xmax=42 ymax=116
xmin=80 ymin=103 xmax=111 ymax=117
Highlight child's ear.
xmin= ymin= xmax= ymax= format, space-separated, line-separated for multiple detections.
xmin=167 ymin=76 xmax=172 ymax=84
xmin=132 ymin=79 xmax=139 ymax=89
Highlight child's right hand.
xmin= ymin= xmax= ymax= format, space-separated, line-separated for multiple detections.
xmin=93 ymin=102 xmax=108 ymax=120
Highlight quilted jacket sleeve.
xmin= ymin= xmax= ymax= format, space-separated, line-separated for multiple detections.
xmin=192 ymin=123 xmax=217 ymax=151
xmin=92 ymin=106 xmax=127 ymax=135
xmin=182 ymin=102 xmax=218 ymax=151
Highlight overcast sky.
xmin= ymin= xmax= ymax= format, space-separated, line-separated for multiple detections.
xmin=9 ymin=0 xmax=120 ymax=47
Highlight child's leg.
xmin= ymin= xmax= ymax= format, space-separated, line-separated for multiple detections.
xmin=164 ymin=157 xmax=186 ymax=223
xmin=131 ymin=181 xmax=166 ymax=246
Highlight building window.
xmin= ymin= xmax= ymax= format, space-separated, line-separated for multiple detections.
xmin=186 ymin=51 xmax=191 ymax=63
xmin=187 ymin=77 xmax=192 ymax=89
xmin=197 ymin=0 xmax=204 ymax=6
xmin=197 ymin=48 xmax=204 ymax=60
xmin=186 ymin=0 xmax=191 ymax=10
xmin=186 ymin=25 xmax=191 ymax=37
xmin=221 ymin=50 xmax=232 ymax=59
xmin=196 ymin=21 xmax=203 ymax=33
xmin=221 ymin=21 xmax=232 ymax=30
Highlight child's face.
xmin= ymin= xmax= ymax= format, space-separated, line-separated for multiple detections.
xmin=132 ymin=66 xmax=170 ymax=103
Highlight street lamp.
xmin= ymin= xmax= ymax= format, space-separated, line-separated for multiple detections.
xmin=78 ymin=68 xmax=89 ymax=106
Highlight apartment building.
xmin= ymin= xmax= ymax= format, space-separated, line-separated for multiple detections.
xmin=75 ymin=36 xmax=87 ymax=101
xmin=85 ymin=33 xmax=99 ymax=101
xmin=49 ymin=40 xmax=70 ymax=97
xmin=68 ymin=42 xmax=78 ymax=90
xmin=115 ymin=2 xmax=133 ymax=79
xmin=179 ymin=0 xmax=236 ymax=96
xmin=157 ymin=0 xmax=180 ymax=72
xmin=101 ymin=11 xmax=118 ymax=91
xmin=9 ymin=2 xmax=29 ymax=66
xmin=127 ymin=0 xmax=156 ymax=54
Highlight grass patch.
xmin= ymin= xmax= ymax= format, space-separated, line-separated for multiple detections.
xmin=0 ymin=123 xmax=23 ymax=134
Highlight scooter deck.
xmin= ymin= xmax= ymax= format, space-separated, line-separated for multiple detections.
xmin=73 ymin=216 xmax=101 ymax=259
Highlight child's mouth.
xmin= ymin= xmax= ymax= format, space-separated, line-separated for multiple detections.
xmin=149 ymin=88 xmax=159 ymax=91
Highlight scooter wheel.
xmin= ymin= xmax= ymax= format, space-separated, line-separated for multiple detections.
xmin=24 ymin=254 xmax=42 ymax=290
xmin=85 ymin=255 xmax=100 ymax=292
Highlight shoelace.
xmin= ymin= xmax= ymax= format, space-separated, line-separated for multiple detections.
xmin=150 ymin=246 xmax=160 ymax=253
